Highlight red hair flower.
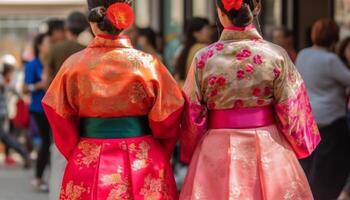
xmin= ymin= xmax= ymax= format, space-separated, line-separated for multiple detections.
xmin=222 ymin=0 xmax=244 ymax=11
xmin=106 ymin=3 xmax=134 ymax=30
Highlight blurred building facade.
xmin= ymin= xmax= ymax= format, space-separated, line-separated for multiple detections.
xmin=0 ymin=0 xmax=349 ymax=61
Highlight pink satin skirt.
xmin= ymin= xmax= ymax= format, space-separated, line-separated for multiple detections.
xmin=180 ymin=125 xmax=314 ymax=200
xmin=59 ymin=135 xmax=177 ymax=200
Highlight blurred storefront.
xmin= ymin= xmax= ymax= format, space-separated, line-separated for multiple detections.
xmin=0 ymin=0 xmax=86 ymax=61
xmin=0 ymin=0 xmax=349 ymax=62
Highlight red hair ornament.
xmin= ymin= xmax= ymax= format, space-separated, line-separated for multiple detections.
xmin=222 ymin=0 xmax=244 ymax=11
xmin=106 ymin=2 xmax=134 ymax=30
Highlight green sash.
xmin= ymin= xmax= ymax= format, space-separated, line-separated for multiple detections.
xmin=80 ymin=116 xmax=151 ymax=138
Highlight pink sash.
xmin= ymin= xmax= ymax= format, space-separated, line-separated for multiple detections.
xmin=209 ymin=106 xmax=275 ymax=129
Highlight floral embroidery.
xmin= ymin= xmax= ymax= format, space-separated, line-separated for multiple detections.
xmin=245 ymin=63 xmax=254 ymax=74
xmin=215 ymin=42 xmax=225 ymax=51
xmin=101 ymin=166 xmax=131 ymax=200
xmin=129 ymin=82 xmax=147 ymax=104
xmin=207 ymin=50 xmax=214 ymax=58
xmin=234 ymin=100 xmax=244 ymax=108
xmin=129 ymin=141 xmax=151 ymax=171
xmin=208 ymin=76 xmax=217 ymax=86
xmin=264 ymin=87 xmax=271 ymax=96
xmin=197 ymin=60 xmax=205 ymax=69
xmin=140 ymin=173 xmax=171 ymax=200
xmin=75 ymin=141 xmax=101 ymax=169
xmin=210 ymin=89 xmax=218 ymax=97
xmin=217 ymin=77 xmax=226 ymax=86
xmin=236 ymin=70 xmax=245 ymax=79
xmin=236 ymin=48 xmax=251 ymax=60
xmin=253 ymin=88 xmax=261 ymax=97
xmin=60 ymin=181 xmax=88 ymax=200
xmin=274 ymin=67 xmax=281 ymax=78
xmin=206 ymin=75 xmax=227 ymax=101
xmin=253 ymin=54 xmax=264 ymax=65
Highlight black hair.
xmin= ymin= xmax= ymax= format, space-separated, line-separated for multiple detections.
xmin=33 ymin=33 xmax=47 ymax=58
xmin=66 ymin=11 xmax=89 ymax=36
xmin=216 ymin=0 xmax=260 ymax=27
xmin=47 ymin=19 xmax=64 ymax=36
xmin=87 ymin=0 xmax=133 ymax=35
xmin=2 ymin=63 xmax=14 ymax=77
xmin=138 ymin=27 xmax=157 ymax=50
xmin=175 ymin=17 xmax=210 ymax=80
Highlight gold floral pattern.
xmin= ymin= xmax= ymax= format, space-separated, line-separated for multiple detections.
xmin=140 ymin=173 xmax=171 ymax=200
xmin=129 ymin=141 xmax=151 ymax=171
xmin=74 ymin=141 xmax=102 ymax=169
xmin=101 ymin=166 xmax=131 ymax=200
xmin=60 ymin=181 xmax=89 ymax=200
xmin=129 ymin=82 xmax=147 ymax=104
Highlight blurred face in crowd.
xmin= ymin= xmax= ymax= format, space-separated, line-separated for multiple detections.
xmin=51 ymin=29 xmax=66 ymax=43
xmin=193 ymin=25 xmax=212 ymax=44
xmin=40 ymin=36 xmax=51 ymax=57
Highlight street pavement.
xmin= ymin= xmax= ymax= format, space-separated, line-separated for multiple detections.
xmin=0 ymin=164 xmax=48 ymax=200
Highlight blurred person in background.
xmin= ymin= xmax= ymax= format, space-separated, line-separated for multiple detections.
xmin=174 ymin=17 xmax=211 ymax=82
xmin=0 ymin=55 xmax=30 ymax=168
xmin=45 ymin=11 xmax=89 ymax=200
xmin=296 ymin=19 xmax=350 ymax=200
xmin=338 ymin=36 xmax=350 ymax=200
xmin=47 ymin=19 xmax=66 ymax=44
xmin=271 ymin=27 xmax=298 ymax=62
xmin=23 ymin=33 xmax=51 ymax=193
xmin=46 ymin=12 xmax=88 ymax=84
xmin=137 ymin=27 xmax=161 ymax=59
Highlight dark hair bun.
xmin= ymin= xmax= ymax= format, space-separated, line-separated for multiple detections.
xmin=88 ymin=6 xmax=121 ymax=35
xmin=236 ymin=3 xmax=253 ymax=26
xmin=88 ymin=7 xmax=106 ymax=23
xmin=217 ymin=0 xmax=258 ymax=27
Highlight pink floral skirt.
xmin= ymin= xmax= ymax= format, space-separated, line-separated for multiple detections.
xmin=59 ymin=135 xmax=177 ymax=200
xmin=180 ymin=125 xmax=313 ymax=200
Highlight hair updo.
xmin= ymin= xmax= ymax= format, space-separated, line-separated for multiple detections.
xmin=216 ymin=0 xmax=260 ymax=27
xmin=87 ymin=0 xmax=133 ymax=35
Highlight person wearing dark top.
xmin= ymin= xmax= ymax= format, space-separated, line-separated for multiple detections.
xmin=23 ymin=33 xmax=51 ymax=192
xmin=45 ymin=11 xmax=88 ymax=200
xmin=46 ymin=12 xmax=88 ymax=83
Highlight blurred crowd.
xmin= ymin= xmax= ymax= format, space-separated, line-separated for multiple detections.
xmin=1 ymin=10 xmax=350 ymax=200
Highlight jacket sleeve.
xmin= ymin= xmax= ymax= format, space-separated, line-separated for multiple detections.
xmin=180 ymin=55 xmax=208 ymax=164
xmin=42 ymin=59 xmax=79 ymax=160
xmin=148 ymin=58 xmax=184 ymax=159
xmin=274 ymin=50 xmax=321 ymax=159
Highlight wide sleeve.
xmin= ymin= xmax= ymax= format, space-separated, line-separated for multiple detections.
xmin=274 ymin=51 xmax=321 ymax=159
xmin=148 ymin=58 xmax=184 ymax=159
xmin=42 ymin=60 xmax=79 ymax=160
xmin=180 ymin=56 xmax=208 ymax=164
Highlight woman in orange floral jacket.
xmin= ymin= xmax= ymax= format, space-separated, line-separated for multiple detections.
xmin=42 ymin=1 xmax=184 ymax=199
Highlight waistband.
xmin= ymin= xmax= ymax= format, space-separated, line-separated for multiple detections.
xmin=209 ymin=106 xmax=275 ymax=129
xmin=80 ymin=116 xmax=151 ymax=138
